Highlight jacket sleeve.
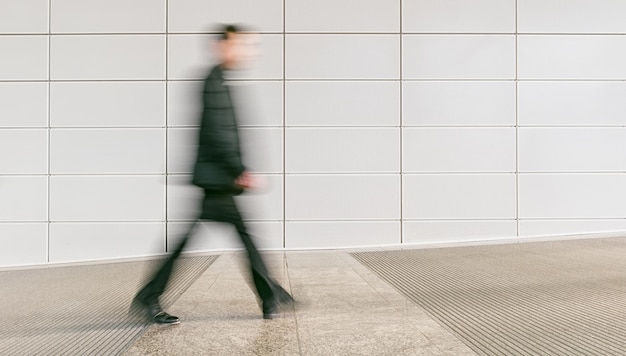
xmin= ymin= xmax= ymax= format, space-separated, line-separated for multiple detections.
xmin=199 ymin=83 xmax=246 ymax=178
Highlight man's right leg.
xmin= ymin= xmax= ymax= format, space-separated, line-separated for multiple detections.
xmin=225 ymin=200 xmax=294 ymax=318
xmin=201 ymin=191 xmax=294 ymax=318
xmin=132 ymin=220 xmax=199 ymax=324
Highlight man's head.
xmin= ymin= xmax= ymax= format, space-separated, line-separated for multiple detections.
xmin=216 ymin=24 xmax=258 ymax=70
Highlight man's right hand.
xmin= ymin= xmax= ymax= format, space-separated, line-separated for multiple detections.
xmin=235 ymin=171 xmax=255 ymax=190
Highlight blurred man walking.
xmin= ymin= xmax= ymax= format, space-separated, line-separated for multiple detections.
xmin=131 ymin=25 xmax=293 ymax=324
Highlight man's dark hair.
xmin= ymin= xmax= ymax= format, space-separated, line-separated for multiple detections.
xmin=220 ymin=24 xmax=242 ymax=41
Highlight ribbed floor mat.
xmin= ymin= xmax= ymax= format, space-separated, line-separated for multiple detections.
xmin=352 ymin=237 xmax=626 ymax=356
xmin=0 ymin=255 xmax=218 ymax=356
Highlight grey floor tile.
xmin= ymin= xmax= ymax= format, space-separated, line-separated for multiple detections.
xmin=126 ymin=316 xmax=300 ymax=355
xmin=3 ymin=248 xmax=487 ymax=355
xmin=295 ymin=312 xmax=438 ymax=356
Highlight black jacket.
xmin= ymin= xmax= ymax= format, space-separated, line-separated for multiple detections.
xmin=192 ymin=65 xmax=245 ymax=194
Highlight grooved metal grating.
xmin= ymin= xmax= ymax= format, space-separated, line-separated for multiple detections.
xmin=0 ymin=256 xmax=218 ymax=356
xmin=352 ymin=237 xmax=626 ymax=356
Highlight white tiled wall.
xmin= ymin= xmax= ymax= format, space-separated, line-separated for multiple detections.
xmin=403 ymin=175 xmax=516 ymax=220
xmin=285 ymin=128 xmax=400 ymax=173
xmin=49 ymin=176 xmax=165 ymax=221
xmin=50 ymin=82 xmax=165 ymax=127
xmin=518 ymin=82 xmax=626 ymax=126
xmin=518 ymin=128 xmax=626 ymax=172
xmin=403 ymin=35 xmax=515 ymax=79
xmin=0 ymin=83 xmax=48 ymax=127
xmin=50 ymin=35 xmax=166 ymax=80
xmin=285 ymin=81 xmax=400 ymax=126
xmin=519 ymin=174 xmax=626 ymax=219
xmin=403 ymin=128 xmax=516 ymax=172
xmin=403 ymin=81 xmax=515 ymax=126
xmin=0 ymin=177 xmax=48 ymax=222
xmin=50 ymin=0 xmax=165 ymax=33
xmin=406 ymin=1 xmax=514 ymax=33
xmin=0 ymin=36 xmax=48 ymax=80
xmin=50 ymin=129 xmax=165 ymax=174
xmin=517 ymin=0 xmax=626 ymax=34
xmin=49 ymin=223 xmax=165 ymax=262
xmin=286 ymin=35 xmax=400 ymax=79
xmin=0 ymin=129 xmax=48 ymax=174
xmin=2 ymin=0 xmax=626 ymax=267
xmin=518 ymin=36 xmax=626 ymax=79
xmin=404 ymin=220 xmax=517 ymax=245
xmin=286 ymin=175 xmax=401 ymax=221
xmin=168 ymin=0 xmax=283 ymax=33
xmin=285 ymin=0 xmax=400 ymax=33
xmin=0 ymin=224 xmax=48 ymax=266
xmin=285 ymin=221 xmax=401 ymax=249
xmin=0 ymin=0 xmax=49 ymax=34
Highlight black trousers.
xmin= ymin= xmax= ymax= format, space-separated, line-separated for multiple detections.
xmin=138 ymin=190 xmax=284 ymax=306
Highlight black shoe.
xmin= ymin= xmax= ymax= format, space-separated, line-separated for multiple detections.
xmin=144 ymin=303 xmax=180 ymax=325
xmin=262 ymin=292 xmax=295 ymax=319
xmin=262 ymin=303 xmax=279 ymax=320
xmin=130 ymin=294 xmax=180 ymax=325
xmin=152 ymin=311 xmax=180 ymax=325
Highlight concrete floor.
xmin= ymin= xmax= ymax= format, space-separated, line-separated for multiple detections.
xmin=125 ymin=250 xmax=475 ymax=355
xmin=6 ymin=237 xmax=623 ymax=355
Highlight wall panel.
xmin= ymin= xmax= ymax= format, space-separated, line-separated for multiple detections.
xmin=2 ymin=0 xmax=626 ymax=267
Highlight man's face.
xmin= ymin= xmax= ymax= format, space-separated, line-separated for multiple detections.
xmin=219 ymin=32 xmax=258 ymax=70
